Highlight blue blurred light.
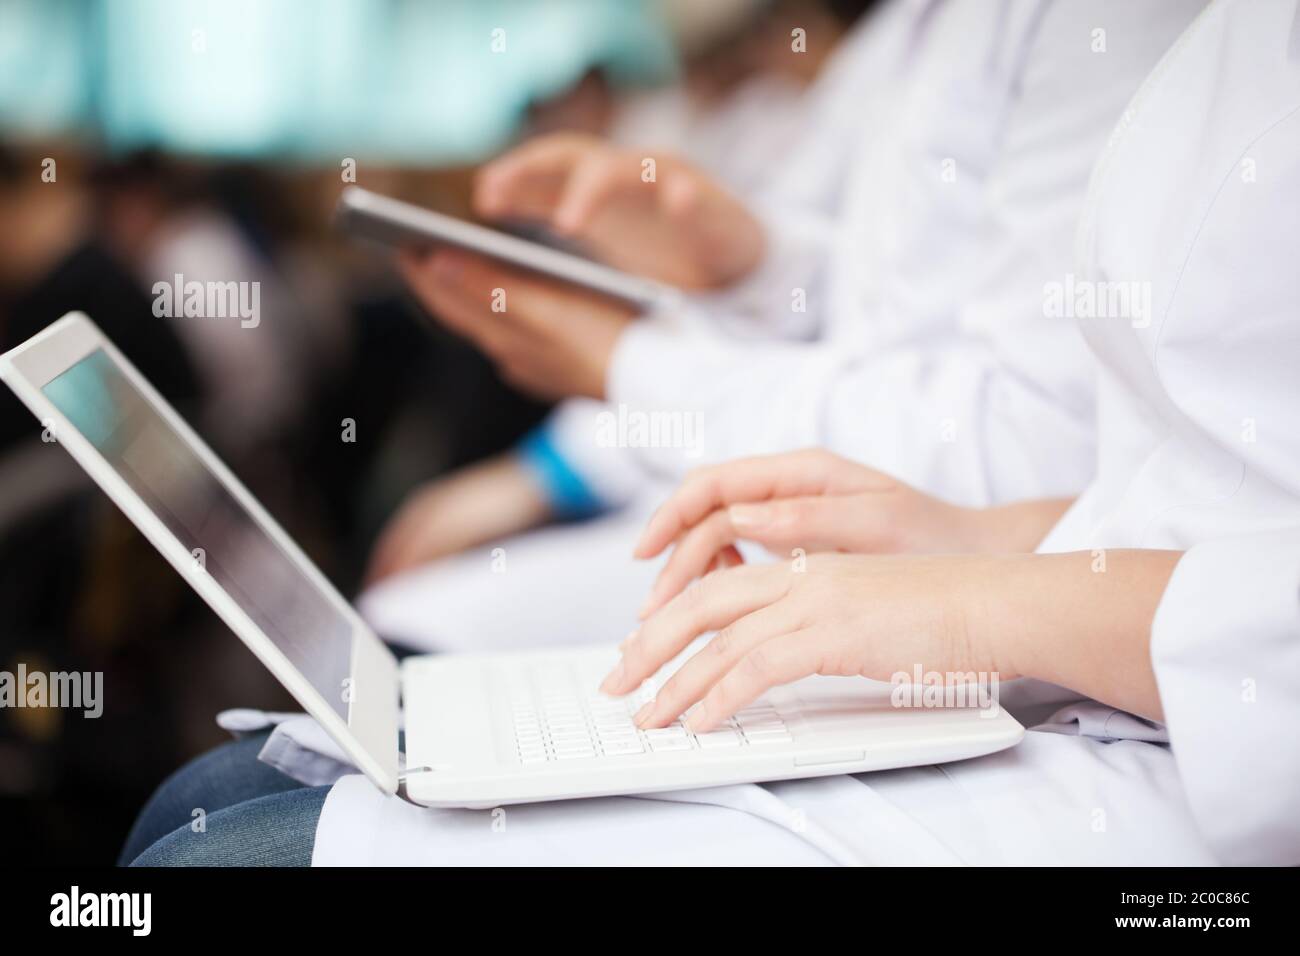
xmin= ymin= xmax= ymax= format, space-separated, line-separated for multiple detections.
xmin=0 ymin=0 xmax=675 ymax=162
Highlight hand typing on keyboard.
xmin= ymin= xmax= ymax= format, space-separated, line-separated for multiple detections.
xmin=600 ymin=552 xmax=1024 ymax=734
xmin=511 ymin=673 xmax=791 ymax=765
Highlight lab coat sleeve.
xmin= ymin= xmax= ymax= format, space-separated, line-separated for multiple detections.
xmin=1150 ymin=527 xmax=1300 ymax=866
xmin=708 ymin=205 xmax=834 ymax=342
xmin=606 ymin=315 xmax=1093 ymax=507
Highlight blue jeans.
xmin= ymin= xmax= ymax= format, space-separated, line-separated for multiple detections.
xmin=121 ymin=732 xmax=327 ymax=867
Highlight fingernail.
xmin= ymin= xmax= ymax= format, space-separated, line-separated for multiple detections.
xmin=728 ymin=503 xmax=770 ymax=527
xmin=599 ymin=661 xmax=625 ymax=695
xmin=633 ymin=701 xmax=655 ymax=727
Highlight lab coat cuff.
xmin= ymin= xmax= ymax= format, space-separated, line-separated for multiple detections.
xmin=608 ymin=315 xmax=735 ymax=407
xmin=1150 ymin=530 xmax=1300 ymax=864
xmin=607 ymin=321 xmax=678 ymax=410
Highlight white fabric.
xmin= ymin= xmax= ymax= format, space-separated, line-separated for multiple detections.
xmin=309 ymin=0 xmax=1300 ymax=865
xmin=608 ymin=74 xmax=813 ymax=200
xmin=357 ymin=496 xmax=666 ymax=651
xmin=1037 ymin=2 xmax=1300 ymax=554
xmin=307 ymin=727 xmax=1212 ymax=866
xmin=711 ymin=2 xmax=912 ymax=340
xmin=1151 ymin=528 xmax=1300 ymax=865
xmin=217 ymin=710 xmax=356 ymax=787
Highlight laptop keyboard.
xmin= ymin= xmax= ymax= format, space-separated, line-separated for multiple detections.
xmin=508 ymin=672 xmax=792 ymax=765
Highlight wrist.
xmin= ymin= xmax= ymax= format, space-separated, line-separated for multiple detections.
xmin=945 ymin=552 xmax=1096 ymax=681
xmin=952 ymin=554 xmax=1039 ymax=679
xmin=978 ymin=552 xmax=1067 ymax=682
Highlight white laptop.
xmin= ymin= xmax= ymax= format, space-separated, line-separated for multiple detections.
xmin=0 ymin=313 xmax=1023 ymax=808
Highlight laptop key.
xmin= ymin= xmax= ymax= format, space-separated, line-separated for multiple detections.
xmin=549 ymin=725 xmax=591 ymax=737
xmin=597 ymin=731 xmax=639 ymax=745
xmin=696 ymin=730 xmax=742 ymax=749
xmin=741 ymin=724 xmax=790 ymax=736
xmin=644 ymin=726 xmax=688 ymax=740
xmin=601 ymin=739 xmax=644 ymax=756
xmin=743 ymin=731 xmax=792 ymax=744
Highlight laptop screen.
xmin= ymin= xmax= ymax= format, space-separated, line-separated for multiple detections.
xmin=42 ymin=348 xmax=353 ymax=719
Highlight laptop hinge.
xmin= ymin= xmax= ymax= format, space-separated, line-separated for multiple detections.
xmin=396 ymin=765 xmax=435 ymax=805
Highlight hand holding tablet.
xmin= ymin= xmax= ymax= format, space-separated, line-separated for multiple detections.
xmin=335 ymin=186 xmax=680 ymax=312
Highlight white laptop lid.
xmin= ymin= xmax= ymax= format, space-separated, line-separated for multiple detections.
xmin=0 ymin=313 xmax=400 ymax=794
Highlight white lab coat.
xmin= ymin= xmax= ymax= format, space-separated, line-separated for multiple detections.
xmin=300 ymin=0 xmax=1300 ymax=865
xmin=360 ymin=0 xmax=1203 ymax=651
xmin=1034 ymin=0 xmax=1300 ymax=865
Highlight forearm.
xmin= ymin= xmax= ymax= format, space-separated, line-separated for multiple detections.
xmin=972 ymin=550 xmax=1184 ymax=722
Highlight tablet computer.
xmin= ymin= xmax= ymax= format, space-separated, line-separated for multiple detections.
xmin=335 ymin=186 xmax=679 ymax=311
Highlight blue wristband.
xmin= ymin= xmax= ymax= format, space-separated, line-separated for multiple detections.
xmin=518 ymin=427 xmax=605 ymax=519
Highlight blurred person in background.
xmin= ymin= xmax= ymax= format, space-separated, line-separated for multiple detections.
xmin=520 ymin=0 xmax=865 ymax=186
xmin=0 ymin=149 xmax=203 ymax=443
xmin=0 ymin=147 xmax=214 ymax=864
xmin=605 ymin=0 xmax=864 ymax=194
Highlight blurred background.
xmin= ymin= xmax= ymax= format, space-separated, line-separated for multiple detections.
xmin=0 ymin=0 xmax=872 ymax=864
